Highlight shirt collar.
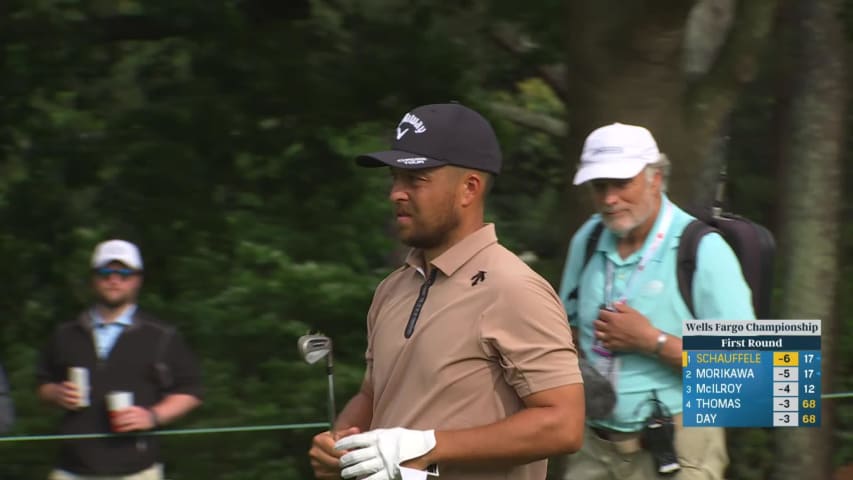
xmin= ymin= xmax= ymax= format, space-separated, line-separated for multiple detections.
xmin=404 ymin=224 xmax=499 ymax=278
xmin=91 ymin=304 xmax=138 ymax=328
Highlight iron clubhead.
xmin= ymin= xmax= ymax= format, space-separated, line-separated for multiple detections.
xmin=298 ymin=334 xmax=332 ymax=365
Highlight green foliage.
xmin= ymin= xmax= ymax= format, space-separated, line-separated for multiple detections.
xmin=0 ymin=0 xmax=849 ymax=479
xmin=0 ymin=1 xmax=558 ymax=477
xmin=486 ymin=78 xmax=569 ymax=283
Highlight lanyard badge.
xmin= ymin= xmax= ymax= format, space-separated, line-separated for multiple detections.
xmin=591 ymin=201 xmax=674 ymax=385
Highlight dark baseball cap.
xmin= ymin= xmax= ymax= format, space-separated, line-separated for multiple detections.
xmin=356 ymin=103 xmax=502 ymax=174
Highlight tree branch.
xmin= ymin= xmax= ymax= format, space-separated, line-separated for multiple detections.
xmin=0 ymin=0 xmax=310 ymax=44
xmin=685 ymin=0 xmax=779 ymax=125
xmin=0 ymin=15 xmax=197 ymax=44
xmin=488 ymin=102 xmax=567 ymax=137
xmin=489 ymin=23 xmax=569 ymax=104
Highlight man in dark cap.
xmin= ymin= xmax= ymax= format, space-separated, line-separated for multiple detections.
xmin=309 ymin=103 xmax=585 ymax=480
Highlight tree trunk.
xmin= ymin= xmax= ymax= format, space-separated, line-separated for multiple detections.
xmin=772 ymin=0 xmax=845 ymax=478
xmin=562 ymin=0 xmax=777 ymax=216
xmin=565 ymin=0 xmax=694 ymax=202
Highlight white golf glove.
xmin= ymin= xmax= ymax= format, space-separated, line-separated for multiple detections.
xmin=335 ymin=427 xmax=436 ymax=480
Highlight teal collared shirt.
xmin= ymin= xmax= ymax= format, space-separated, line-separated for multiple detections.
xmin=558 ymin=195 xmax=755 ymax=431
xmin=90 ymin=305 xmax=137 ymax=359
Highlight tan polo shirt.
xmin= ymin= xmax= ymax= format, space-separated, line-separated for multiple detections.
xmin=363 ymin=224 xmax=582 ymax=480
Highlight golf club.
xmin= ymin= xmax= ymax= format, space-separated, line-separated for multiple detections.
xmin=297 ymin=334 xmax=336 ymax=429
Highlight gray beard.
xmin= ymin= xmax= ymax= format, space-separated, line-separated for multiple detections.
xmin=602 ymin=203 xmax=654 ymax=239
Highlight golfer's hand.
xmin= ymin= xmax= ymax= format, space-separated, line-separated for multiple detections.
xmin=112 ymin=406 xmax=155 ymax=432
xmin=336 ymin=428 xmax=436 ymax=480
xmin=309 ymin=427 xmax=360 ymax=479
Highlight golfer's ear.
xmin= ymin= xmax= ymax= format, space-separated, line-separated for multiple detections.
xmin=460 ymin=170 xmax=485 ymax=206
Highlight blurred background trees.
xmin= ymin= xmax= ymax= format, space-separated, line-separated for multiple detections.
xmin=0 ymin=0 xmax=849 ymax=479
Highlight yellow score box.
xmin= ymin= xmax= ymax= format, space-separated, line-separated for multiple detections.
xmin=682 ymin=351 xmax=689 ymax=367
xmin=773 ymin=351 xmax=799 ymax=366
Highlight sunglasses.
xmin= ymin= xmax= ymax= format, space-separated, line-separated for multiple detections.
xmin=93 ymin=267 xmax=138 ymax=279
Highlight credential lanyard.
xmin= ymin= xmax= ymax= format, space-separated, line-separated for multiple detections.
xmin=604 ymin=200 xmax=674 ymax=305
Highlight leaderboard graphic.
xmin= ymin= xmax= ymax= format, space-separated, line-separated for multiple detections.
xmin=682 ymin=320 xmax=821 ymax=427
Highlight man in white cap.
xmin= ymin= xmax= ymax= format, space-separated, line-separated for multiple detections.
xmin=557 ymin=123 xmax=754 ymax=480
xmin=36 ymin=239 xmax=203 ymax=480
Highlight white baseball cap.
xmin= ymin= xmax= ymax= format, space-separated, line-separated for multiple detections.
xmin=573 ymin=123 xmax=661 ymax=185
xmin=91 ymin=240 xmax=143 ymax=270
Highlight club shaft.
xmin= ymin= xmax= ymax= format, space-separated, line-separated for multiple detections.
xmin=326 ymin=356 xmax=336 ymax=428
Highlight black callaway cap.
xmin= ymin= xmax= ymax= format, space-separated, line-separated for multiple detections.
xmin=356 ymin=103 xmax=503 ymax=175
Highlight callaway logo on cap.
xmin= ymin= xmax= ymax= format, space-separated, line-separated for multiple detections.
xmin=396 ymin=112 xmax=427 ymax=140
xmin=356 ymin=103 xmax=503 ymax=175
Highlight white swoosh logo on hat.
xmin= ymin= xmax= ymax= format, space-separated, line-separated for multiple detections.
xmin=396 ymin=127 xmax=409 ymax=140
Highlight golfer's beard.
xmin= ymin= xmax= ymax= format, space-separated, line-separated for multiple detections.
xmin=403 ymin=211 xmax=460 ymax=250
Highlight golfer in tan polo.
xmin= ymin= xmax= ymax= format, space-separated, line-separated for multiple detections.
xmin=308 ymin=103 xmax=585 ymax=480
